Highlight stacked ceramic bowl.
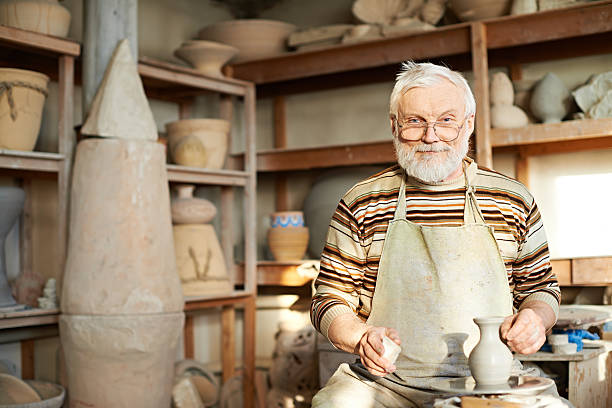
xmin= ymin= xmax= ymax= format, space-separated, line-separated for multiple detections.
xmin=267 ymin=211 xmax=309 ymax=261
xmin=174 ymin=40 xmax=239 ymax=78
xmin=165 ymin=118 xmax=230 ymax=168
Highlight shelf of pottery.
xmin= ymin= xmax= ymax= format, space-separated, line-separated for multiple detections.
xmin=0 ymin=2 xmax=77 ymax=336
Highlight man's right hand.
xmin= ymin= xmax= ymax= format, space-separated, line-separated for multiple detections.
xmin=356 ymin=326 xmax=401 ymax=376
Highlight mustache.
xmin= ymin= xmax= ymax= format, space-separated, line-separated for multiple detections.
xmin=407 ymin=143 xmax=452 ymax=152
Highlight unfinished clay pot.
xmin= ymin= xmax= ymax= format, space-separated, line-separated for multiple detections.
xmin=468 ymin=317 xmax=513 ymax=386
xmin=60 ymin=313 xmax=184 ymax=408
xmin=171 ymin=185 xmax=217 ymax=224
xmin=491 ymin=105 xmax=528 ymax=129
xmin=62 ymin=139 xmax=184 ymax=314
xmin=490 ymin=72 xmax=514 ymax=106
xmin=420 ymin=0 xmax=447 ymax=24
xmin=530 ymin=72 xmax=571 ymax=123
xmin=174 ymin=40 xmax=239 ymax=78
xmin=0 ymin=0 xmax=71 ymax=37
xmin=352 ymin=0 xmax=420 ymax=25
xmin=0 ymin=68 xmax=49 ymax=151
xmin=0 ymin=186 xmax=24 ymax=308
xmin=267 ymin=227 xmax=309 ymax=261
xmin=510 ymin=0 xmax=537 ymax=15
xmin=449 ymin=0 xmax=512 ymax=21
xmin=0 ymin=373 xmax=40 ymax=404
xmin=198 ymin=19 xmax=296 ymax=62
xmin=166 ymin=119 xmax=230 ymax=170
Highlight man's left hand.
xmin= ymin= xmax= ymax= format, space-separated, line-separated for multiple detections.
xmin=500 ymin=308 xmax=546 ymax=354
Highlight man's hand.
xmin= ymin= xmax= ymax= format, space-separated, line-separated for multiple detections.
xmin=355 ymin=326 xmax=401 ymax=376
xmin=500 ymin=308 xmax=546 ymax=354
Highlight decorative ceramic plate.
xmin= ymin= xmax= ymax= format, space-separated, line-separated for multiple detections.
xmin=427 ymin=375 xmax=554 ymax=396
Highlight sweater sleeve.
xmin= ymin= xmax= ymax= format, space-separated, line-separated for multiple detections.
xmin=513 ymin=199 xmax=561 ymax=318
xmin=310 ymin=198 xmax=367 ymax=339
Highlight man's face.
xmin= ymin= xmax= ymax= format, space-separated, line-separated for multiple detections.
xmin=391 ymin=80 xmax=474 ymax=183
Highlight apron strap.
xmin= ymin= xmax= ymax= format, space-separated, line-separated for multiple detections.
xmin=394 ymin=172 xmax=407 ymax=221
xmin=463 ymin=161 xmax=487 ymax=225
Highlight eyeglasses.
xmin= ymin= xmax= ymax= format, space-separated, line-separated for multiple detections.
xmin=393 ymin=116 xmax=465 ymax=142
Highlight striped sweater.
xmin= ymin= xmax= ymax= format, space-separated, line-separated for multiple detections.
xmin=310 ymin=159 xmax=561 ymax=339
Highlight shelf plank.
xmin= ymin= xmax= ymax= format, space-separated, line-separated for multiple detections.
xmin=0 ymin=308 xmax=59 ymax=330
xmin=515 ymin=345 xmax=605 ymax=362
xmin=236 ymin=260 xmax=318 ymax=286
xmin=0 ymin=25 xmax=80 ymax=56
xmin=572 ymin=256 xmax=612 ymax=285
xmin=491 ymin=118 xmax=612 ymax=148
xmin=0 ymin=150 xmax=63 ymax=173
xmin=166 ymin=164 xmax=249 ymax=186
xmin=184 ymin=291 xmax=253 ymax=311
xmin=139 ymin=58 xmax=248 ymax=98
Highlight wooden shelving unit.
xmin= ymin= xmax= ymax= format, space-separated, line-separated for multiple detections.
xmin=139 ymin=57 xmax=257 ymax=408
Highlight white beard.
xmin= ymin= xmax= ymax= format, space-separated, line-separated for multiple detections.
xmin=393 ymin=135 xmax=469 ymax=183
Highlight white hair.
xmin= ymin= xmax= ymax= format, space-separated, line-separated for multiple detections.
xmin=389 ymin=61 xmax=476 ymax=119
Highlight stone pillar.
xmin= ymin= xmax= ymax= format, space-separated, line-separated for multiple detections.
xmin=82 ymin=0 xmax=138 ymax=115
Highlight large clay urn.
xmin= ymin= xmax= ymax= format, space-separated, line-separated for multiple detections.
xmin=0 ymin=68 xmax=49 ymax=151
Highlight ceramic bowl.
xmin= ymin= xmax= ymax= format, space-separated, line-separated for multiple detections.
xmin=174 ymin=40 xmax=239 ymax=78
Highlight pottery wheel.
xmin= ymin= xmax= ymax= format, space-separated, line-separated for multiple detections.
xmin=427 ymin=375 xmax=554 ymax=396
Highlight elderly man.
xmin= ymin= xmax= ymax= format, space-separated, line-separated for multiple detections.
xmin=310 ymin=62 xmax=563 ymax=407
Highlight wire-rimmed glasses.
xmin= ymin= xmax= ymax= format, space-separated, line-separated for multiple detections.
xmin=393 ymin=116 xmax=466 ymax=142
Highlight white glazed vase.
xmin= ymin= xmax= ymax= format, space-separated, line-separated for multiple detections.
xmin=468 ymin=317 xmax=513 ymax=386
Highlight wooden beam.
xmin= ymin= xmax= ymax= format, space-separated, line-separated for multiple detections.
xmin=471 ymin=22 xmax=492 ymax=168
xmin=515 ymin=148 xmax=529 ymax=187
xmin=221 ymin=186 xmax=235 ymax=287
xmin=551 ymin=259 xmax=571 ymax=286
xmin=243 ymin=86 xmax=258 ymax=295
xmin=0 ymin=25 xmax=80 ymax=56
xmin=274 ymin=96 xmax=289 ymax=211
xmin=508 ymin=64 xmax=522 ymax=81
xmin=235 ymin=261 xmax=317 ymax=287
xmin=166 ymin=166 xmax=248 ymax=186
xmin=221 ymin=306 xmax=236 ymax=383
xmin=243 ymin=296 xmax=256 ymax=408
xmin=20 ymin=339 xmax=35 ymax=379
xmin=571 ymin=257 xmax=612 ymax=285
xmin=184 ymin=314 xmax=194 ymax=359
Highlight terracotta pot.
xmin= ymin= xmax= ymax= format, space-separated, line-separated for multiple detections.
xmin=171 ymin=184 xmax=217 ymax=224
xmin=0 ymin=68 xmax=49 ymax=151
xmin=267 ymin=227 xmax=309 ymax=261
xmin=60 ymin=313 xmax=184 ymax=408
xmin=166 ymin=119 xmax=230 ymax=169
xmin=270 ymin=211 xmax=305 ymax=228
xmin=468 ymin=317 xmax=513 ymax=386
xmin=174 ymin=40 xmax=239 ymax=78
xmin=0 ymin=0 xmax=71 ymax=37
xmin=62 ymin=139 xmax=184 ymax=315
xmin=173 ymin=224 xmax=232 ymax=297
xmin=449 ymin=0 xmax=511 ymax=21
xmin=198 ymin=19 xmax=296 ymax=62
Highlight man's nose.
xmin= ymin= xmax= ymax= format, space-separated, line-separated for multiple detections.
xmin=421 ymin=124 xmax=440 ymax=143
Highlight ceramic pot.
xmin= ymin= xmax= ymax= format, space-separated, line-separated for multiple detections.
xmin=491 ymin=105 xmax=528 ymax=129
xmin=490 ymin=72 xmax=514 ymax=106
xmin=60 ymin=313 xmax=184 ymax=408
xmin=267 ymin=226 xmax=309 ymax=261
xmin=171 ymin=184 xmax=217 ymax=224
xmin=468 ymin=317 xmax=513 ymax=386
xmin=530 ymin=72 xmax=571 ymax=123
xmin=0 ymin=0 xmax=71 ymax=37
xmin=0 ymin=186 xmax=25 ymax=308
xmin=62 ymin=139 xmax=183 ymax=315
xmin=198 ymin=19 xmax=296 ymax=62
xmin=166 ymin=119 xmax=230 ymax=169
xmin=0 ymin=373 xmax=40 ymax=403
xmin=270 ymin=211 xmax=305 ymax=228
xmin=174 ymin=40 xmax=239 ymax=78
xmin=0 ymin=68 xmax=49 ymax=151
xmin=510 ymin=0 xmax=537 ymax=15
xmin=449 ymin=0 xmax=512 ymax=21
xmin=352 ymin=0 xmax=418 ymax=25
xmin=173 ymin=224 xmax=232 ymax=297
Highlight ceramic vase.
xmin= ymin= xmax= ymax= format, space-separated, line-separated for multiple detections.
xmin=530 ymin=72 xmax=571 ymax=123
xmin=166 ymin=119 xmax=230 ymax=169
xmin=171 ymin=184 xmax=217 ymax=224
xmin=267 ymin=218 xmax=309 ymax=262
xmin=0 ymin=186 xmax=25 ymax=308
xmin=0 ymin=68 xmax=49 ymax=151
xmin=174 ymin=40 xmax=239 ymax=78
xmin=468 ymin=317 xmax=513 ymax=386
xmin=0 ymin=0 xmax=71 ymax=37
xmin=449 ymin=0 xmax=512 ymax=21
xmin=198 ymin=19 xmax=296 ymax=62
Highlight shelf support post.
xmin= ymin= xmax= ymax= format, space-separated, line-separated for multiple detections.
xmin=470 ymin=22 xmax=493 ymax=168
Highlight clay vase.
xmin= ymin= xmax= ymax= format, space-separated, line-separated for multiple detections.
xmin=0 ymin=0 xmax=71 ymax=37
xmin=530 ymin=72 xmax=571 ymax=123
xmin=198 ymin=19 xmax=297 ymax=62
xmin=468 ymin=317 xmax=513 ymax=386
xmin=171 ymin=184 xmax=217 ymax=224
xmin=166 ymin=119 xmax=230 ymax=169
xmin=267 ymin=211 xmax=309 ymax=261
xmin=0 ymin=186 xmax=25 ymax=308
xmin=449 ymin=0 xmax=512 ymax=21
xmin=0 ymin=68 xmax=49 ymax=151
xmin=174 ymin=40 xmax=239 ymax=78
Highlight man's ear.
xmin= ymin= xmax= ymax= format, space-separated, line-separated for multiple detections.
xmin=389 ymin=115 xmax=396 ymax=134
xmin=466 ymin=114 xmax=475 ymax=134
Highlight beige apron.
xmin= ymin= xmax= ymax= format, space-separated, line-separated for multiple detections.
xmin=366 ymin=165 xmax=513 ymax=380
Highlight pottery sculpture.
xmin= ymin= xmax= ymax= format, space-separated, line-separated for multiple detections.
xmin=198 ymin=19 xmax=296 ymax=62
xmin=530 ymin=72 xmax=571 ymax=123
xmin=0 ymin=68 xmax=49 ymax=151
xmin=267 ymin=211 xmax=309 ymax=261
xmin=172 ymin=185 xmax=217 ymax=224
xmin=572 ymin=71 xmax=612 ymax=119
xmin=174 ymin=40 xmax=239 ymax=78
xmin=0 ymin=0 xmax=71 ymax=37
xmin=352 ymin=0 xmax=417 ymax=25
xmin=449 ymin=0 xmax=512 ymax=21
xmin=0 ymin=186 xmax=25 ymax=309
xmin=510 ymin=0 xmax=537 ymax=14
xmin=60 ymin=40 xmax=183 ymax=408
xmin=468 ymin=317 xmax=513 ymax=386
xmin=166 ymin=118 xmax=230 ymax=169
xmin=490 ymin=72 xmax=528 ymax=129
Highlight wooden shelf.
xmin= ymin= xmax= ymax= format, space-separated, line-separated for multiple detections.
xmin=236 ymin=260 xmax=318 ymax=286
xmin=184 ymin=291 xmax=253 ymax=311
xmin=515 ymin=345 xmax=605 ymax=362
xmin=0 ymin=25 xmax=80 ymax=56
xmin=166 ymin=164 xmax=249 ymax=186
xmin=0 ymin=308 xmax=59 ymax=330
xmin=553 ymin=256 xmax=612 ymax=286
xmin=0 ymin=149 xmax=64 ymax=173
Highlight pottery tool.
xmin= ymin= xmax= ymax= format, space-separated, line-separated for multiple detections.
xmin=382 ymin=335 xmax=401 ymax=364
